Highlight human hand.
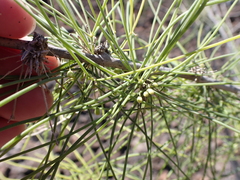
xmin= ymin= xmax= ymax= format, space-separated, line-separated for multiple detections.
xmin=0 ymin=0 xmax=59 ymax=147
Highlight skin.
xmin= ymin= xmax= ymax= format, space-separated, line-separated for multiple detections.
xmin=0 ymin=117 xmax=26 ymax=147
xmin=0 ymin=0 xmax=36 ymax=39
xmin=0 ymin=0 xmax=60 ymax=147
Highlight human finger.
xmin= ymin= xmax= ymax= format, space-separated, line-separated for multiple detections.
xmin=0 ymin=83 xmax=53 ymax=121
xmin=0 ymin=117 xmax=26 ymax=147
xmin=0 ymin=0 xmax=36 ymax=39
xmin=0 ymin=46 xmax=60 ymax=76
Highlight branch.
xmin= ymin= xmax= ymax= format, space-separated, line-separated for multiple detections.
xmin=0 ymin=36 xmax=240 ymax=95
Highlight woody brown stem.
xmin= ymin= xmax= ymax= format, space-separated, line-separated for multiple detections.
xmin=0 ymin=36 xmax=240 ymax=94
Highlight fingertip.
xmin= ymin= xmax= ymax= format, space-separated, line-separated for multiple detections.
xmin=45 ymin=56 xmax=61 ymax=71
xmin=0 ymin=0 xmax=36 ymax=39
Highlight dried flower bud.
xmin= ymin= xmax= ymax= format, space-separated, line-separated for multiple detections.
xmin=137 ymin=96 xmax=143 ymax=103
xmin=152 ymin=82 xmax=158 ymax=87
xmin=143 ymin=91 xmax=149 ymax=97
xmin=147 ymin=88 xmax=155 ymax=95
xmin=67 ymin=69 xmax=75 ymax=78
